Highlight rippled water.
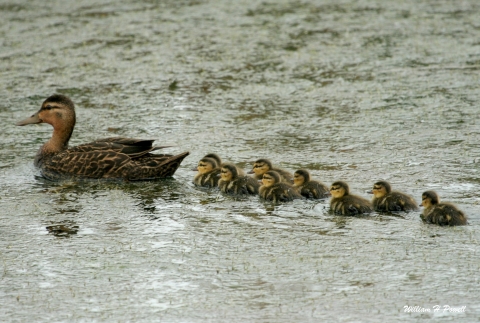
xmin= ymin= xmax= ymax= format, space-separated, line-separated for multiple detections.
xmin=1 ymin=0 xmax=480 ymax=322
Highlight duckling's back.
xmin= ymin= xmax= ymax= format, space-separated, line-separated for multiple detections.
xmin=423 ymin=203 xmax=467 ymax=226
xmin=373 ymin=191 xmax=418 ymax=212
xmin=331 ymin=194 xmax=373 ymax=216
xmin=260 ymin=182 xmax=302 ymax=203
xmin=298 ymin=180 xmax=329 ymax=199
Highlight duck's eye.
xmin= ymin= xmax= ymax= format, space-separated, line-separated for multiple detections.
xmin=221 ymin=170 xmax=228 ymax=174
xmin=373 ymin=186 xmax=381 ymax=190
xmin=43 ymin=105 xmax=53 ymax=110
xmin=330 ymin=187 xmax=339 ymax=191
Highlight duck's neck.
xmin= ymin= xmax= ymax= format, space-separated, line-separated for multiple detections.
xmin=35 ymin=120 xmax=74 ymax=166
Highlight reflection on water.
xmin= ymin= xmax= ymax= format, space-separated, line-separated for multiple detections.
xmin=1 ymin=0 xmax=480 ymax=322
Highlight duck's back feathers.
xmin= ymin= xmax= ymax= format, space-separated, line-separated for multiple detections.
xmin=298 ymin=180 xmax=329 ymax=199
xmin=373 ymin=191 xmax=418 ymax=212
xmin=40 ymin=148 xmax=189 ymax=181
xmin=330 ymin=195 xmax=373 ymax=216
xmin=219 ymin=175 xmax=260 ymax=195
xmin=259 ymin=182 xmax=302 ymax=203
xmin=421 ymin=203 xmax=467 ymax=226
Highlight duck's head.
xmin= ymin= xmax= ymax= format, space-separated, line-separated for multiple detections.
xmin=330 ymin=181 xmax=349 ymax=198
xmin=262 ymin=170 xmax=281 ymax=188
xmin=220 ymin=163 xmax=238 ymax=182
xmin=203 ymin=153 xmax=222 ymax=167
xmin=421 ymin=190 xmax=439 ymax=208
xmin=249 ymin=158 xmax=272 ymax=177
xmin=194 ymin=157 xmax=218 ymax=174
xmin=16 ymin=94 xmax=76 ymax=129
xmin=368 ymin=181 xmax=391 ymax=198
xmin=293 ymin=169 xmax=310 ymax=187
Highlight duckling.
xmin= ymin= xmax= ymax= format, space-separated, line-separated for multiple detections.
xmin=329 ymin=181 xmax=373 ymax=216
xmin=293 ymin=169 xmax=329 ymax=199
xmin=249 ymin=158 xmax=293 ymax=183
xmin=193 ymin=157 xmax=221 ymax=187
xmin=203 ymin=153 xmax=222 ymax=167
xmin=259 ymin=170 xmax=302 ymax=203
xmin=16 ymin=94 xmax=189 ymax=180
xmin=367 ymin=181 xmax=418 ymax=212
xmin=218 ymin=163 xmax=260 ymax=195
xmin=420 ymin=191 xmax=467 ymax=226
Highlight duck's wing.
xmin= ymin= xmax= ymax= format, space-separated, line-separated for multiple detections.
xmin=42 ymin=148 xmax=189 ymax=180
xmin=42 ymin=150 xmax=132 ymax=180
xmin=302 ymin=181 xmax=329 ymax=199
xmin=271 ymin=183 xmax=302 ymax=202
xmin=71 ymin=137 xmax=172 ymax=158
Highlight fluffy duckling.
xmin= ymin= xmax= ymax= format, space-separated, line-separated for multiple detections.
xmin=259 ymin=170 xmax=302 ymax=203
xmin=203 ymin=153 xmax=222 ymax=167
xmin=368 ymin=181 xmax=418 ymax=212
xmin=218 ymin=163 xmax=260 ymax=195
xmin=249 ymin=158 xmax=293 ymax=183
xmin=329 ymin=181 xmax=373 ymax=216
xmin=420 ymin=191 xmax=467 ymax=226
xmin=193 ymin=157 xmax=221 ymax=187
xmin=293 ymin=169 xmax=329 ymax=199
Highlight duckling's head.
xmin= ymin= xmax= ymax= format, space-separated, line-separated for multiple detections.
xmin=421 ymin=190 xmax=439 ymax=208
xmin=195 ymin=157 xmax=218 ymax=174
xmin=203 ymin=153 xmax=222 ymax=167
xmin=330 ymin=181 xmax=349 ymax=198
xmin=262 ymin=170 xmax=281 ymax=188
xmin=250 ymin=158 xmax=272 ymax=177
xmin=368 ymin=181 xmax=391 ymax=198
xmin=16 ymin=94 xmax=76 ymax=129
xmin=220 ymin=163 xmax=238 ymax=182
xmin=293 ymin=169 xmax=310 ymax=187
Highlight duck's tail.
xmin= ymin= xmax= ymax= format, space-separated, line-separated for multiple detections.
xmin=128 ymin=151 xmax=190 ymax=180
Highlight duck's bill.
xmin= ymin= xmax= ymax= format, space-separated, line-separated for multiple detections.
xmin=366 ymin=190 xmax=373 ymax=194
xmin=247 ymin=170 xmax=254 ymax=174
xmin=16 ymin=112 xmax=42 ymax=126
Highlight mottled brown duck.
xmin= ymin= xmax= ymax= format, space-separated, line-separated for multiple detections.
xmin=16 ymin=94 xmax=189 ymax=181
xmin=248 ymin=158 xmax=293 ymax=183
xmin=193 ymin=157 xmax=221 ymax=188
xmin=218 ymin=163 xmax=260 ymax=195
xmin=420 ymin=191 xmax=467 ymax=226
xmin=329 ymin=181 xmax=373 ymax=216
xmin=293 ymin=169 xmax=329 ymax=199
xmin=367 ymin=181 xmax=418 ymax=212
xmin=259 ymin=170 xmax=302 ymax=203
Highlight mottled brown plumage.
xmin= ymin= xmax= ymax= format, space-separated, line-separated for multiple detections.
xmin=193 ymin=157 xmax=221 ymax=188
xmin=368 ymin=181 xmax=418 ymax=212
xmin=329 ymin=181 xmax=372 ymax=216
xmin=259 ymin=170 xmax=302 ymax=203
xmin=16 ymin=94 xmax=189 ymax=181
xmin=293 ymin=169 xmax=329 ymax=199
xmin=249 ymin=158 xmax=293 ymax=183
xmin=218 ymin=163 xmax=259 ymax=195
xmin=420 ymin=191 xmax=467 ymax=226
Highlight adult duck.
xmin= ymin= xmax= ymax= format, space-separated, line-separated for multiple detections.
xmin=16 ymin=94 xmax=189 ymax=181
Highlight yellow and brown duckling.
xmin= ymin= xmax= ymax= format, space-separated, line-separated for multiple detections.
xmin=218 ymin=163 xmax=260 ymax=195
xmin=259 ymin=170 xmax=302 ymax=203
xmin=16 ymin=94 xmax=189 ymax=181
xmin=293 ymin=169 xmax=329 ymax=199
xmin=249 ymin=158 xmax=293 ymax=183
xmin=420 ymin=191 xmax=467 ymax=226
xmin=193 ymin=157 xmax=221 ymax=187
xmin=329 ymin=181 xmax=373 ymax=216
xmin=367 ymin=181 xmax=418 ymax=212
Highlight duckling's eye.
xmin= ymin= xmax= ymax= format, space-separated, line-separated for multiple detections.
xmin=373 ymin=186 xmax=381 ymax=190
xmin=330 ymin=187 xmax=339 ymax=191
xmin=43 ymin=105 xmax=53 ymax=110
xmin=221 ymin=170 xmax=228 ymax=174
